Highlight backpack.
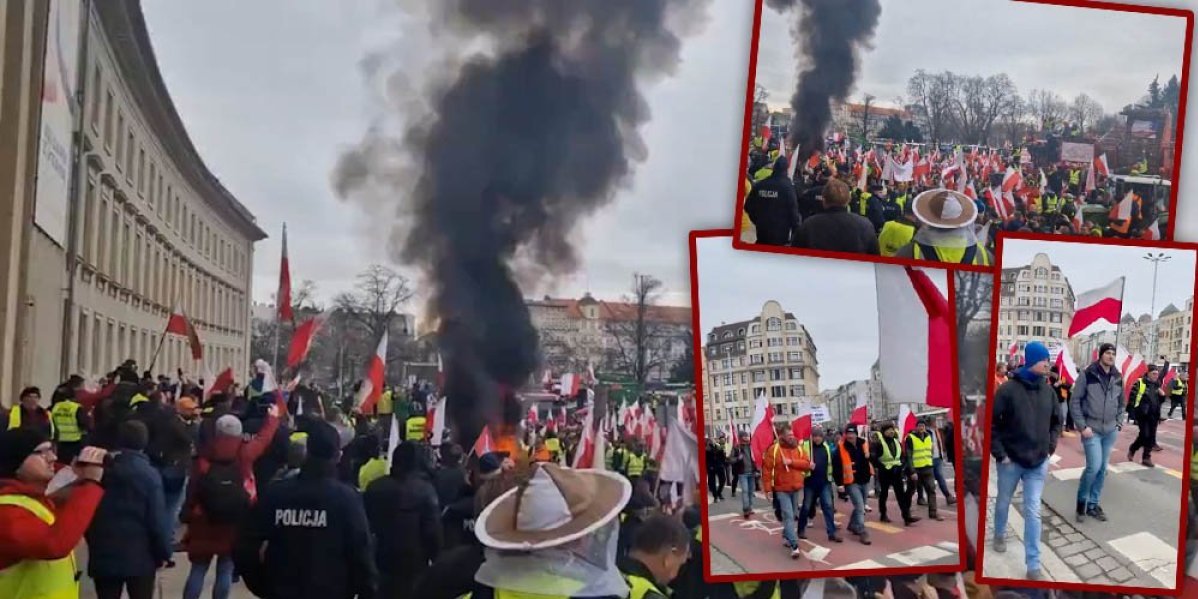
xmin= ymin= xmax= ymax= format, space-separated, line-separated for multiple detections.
xmin=196 ymin=460 xmax=251 ymax=524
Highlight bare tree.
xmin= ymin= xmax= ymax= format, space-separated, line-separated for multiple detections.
xmin=907 ymin=70 xmax=958 ymax=145
xmin=955 ymin=272 xmax=994 ymax=397
xmin=996 ymin=94 xmax=1028 ymax=147
xmin=951 ymin=73 xmax=1018 ymax=144
xmin=250 ymin=280 xmax=323 ymax=370
xmin=332 ymin=264 xmax=414 ymax=346
xmin=1069 ymin=93 xmax=1104 ymax=134
xmin=604 ymin=274 xmax=677 ymax=387
xmin=858 ymin=94 xmax=875 ymax=142
xmin=1027 ymin=89 xmax=1067 ymax=131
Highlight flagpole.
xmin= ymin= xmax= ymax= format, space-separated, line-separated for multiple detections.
xmin=148 ymin=291 xmax=181 ymax=374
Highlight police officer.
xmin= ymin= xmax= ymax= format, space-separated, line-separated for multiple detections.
xmin=1127 ymin=360 xmax=1169 ymax=468
xmin=234 ymin=420 xmax=378 ymax=599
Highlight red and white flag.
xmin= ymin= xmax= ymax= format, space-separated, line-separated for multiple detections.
xmin=1144 ymin=221 xmax=1161 ymax=240
xmin=541 ymin=369 xmax=552 ymax=388
xmin=749 ymin=392 xmax=775 ymax=468
xmin=429 ymin=396 xmax=448 ymax=445
xmin=1001 ymin=167 xmax=1023 ymax=193
xmin=277 ymin=223 xmax=293 ymax=323
xmin=1067 ymin=277 xmax=1125 ymax=337
xmin=1116 ymin=347 xmax=1148 ymax=401
xmin=526 ymin=406 xmax=539 ymax=427
xmin=355 ymin=331 xmax=388 ymax=413
xmin=560 ymin=373 xmax=580 ymax=398
xmin=286 ymin=313 xmax=327 ymax=369
xmin=898 ymin=404 xmax=917 ymax=440
xmin=1094 ymin=153 xmax=1111 ymax=177
xmin=791 ymin=401 xmax=812 ymax=441
xmin=849 ymin=385 xmax=868 ymax=426
xmin=165 ymin=306 xmax=203 ymax=361
xmin=204 ymin=367 xmax=235 ymax=399
xmin=572 ymin=409 xmax=599 ymax=469
xmin=1008 ymin=341 xmax=1019 ymax=360
xmin=875 ymin=265 xmax=953 ymax=408
xmin=1114 ymin=191 xmax=1136 ymax=221
xmin=472 ymin=425 xmax=495 ymax=457
xmin=1053 ymin=346 xmax=1079 ymax=385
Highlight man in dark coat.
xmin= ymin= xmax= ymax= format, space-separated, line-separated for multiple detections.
xmin=744 ymin=155 xmax=801 ymax=246
xmin=794 ymin=178 xmax=880 ymax=254
xmin=363 ymin=443 xmax=442 ymax=598
xmin=1128 ymin=359 xmax=1169 ymax=467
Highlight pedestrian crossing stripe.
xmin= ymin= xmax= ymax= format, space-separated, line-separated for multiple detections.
xmin=709 ymin=513 xmax=740 ymax=521
xmin=865 ymin=521 xmax=903 ymax=534
xmin=887 ymin=545 xmax=955 ymax=566
xmin=836 ymin=559 xmax=886 ymax=570
xmin=1108 ymin=531 xmax=1178 ymax=588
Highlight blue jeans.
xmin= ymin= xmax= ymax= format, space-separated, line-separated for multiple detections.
xmin=164 ymin=475 xmax=189 ymax=540
xmin=993 ymin=459 xmax=1049 ymax=572
xmin=739 ymin=473 xmax=756 ymax=514
xmin=183 ymin=554 xmax=234 ymax=599
xmin=1078 ymin=428 xmax=1119 ymax=508
xmin=933 ymin=457 xmax=952 ymax=497
xmin=845 ymin=483 xmax=867 ymax=534
xmin=775 ymin=490 xmax=801 ymax=548
xmin=798 ymin=484 xmax=836 ymax=538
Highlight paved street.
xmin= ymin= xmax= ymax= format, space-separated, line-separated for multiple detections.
xmin=705 ymin=472 xmax=962 ymax=575
xmin=76 ymin=542 xmax=256 ymax=599
xmin=982 ymin=409 xmax=1185 ymax=590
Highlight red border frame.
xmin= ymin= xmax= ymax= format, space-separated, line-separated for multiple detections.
xmin=689 ymin=229 xmax=968 ymax=582
xmin=975 ymin=230 xmax=1198 ymax=595
xmin=730 ymin=0 xmax=1194 ymax=266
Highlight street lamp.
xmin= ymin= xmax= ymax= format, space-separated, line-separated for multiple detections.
xmin=1143 ymin=252 xmax=1172 ymax=360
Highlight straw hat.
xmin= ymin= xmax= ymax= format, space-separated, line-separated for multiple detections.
xmin=911 ymin=189 xmax=977 ymax=229
xmin=474 ymin=463 xmax=631 ymax=551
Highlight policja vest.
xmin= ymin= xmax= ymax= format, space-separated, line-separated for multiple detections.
xmin=0 ymin=494 xmax=80 ymax=599
xmin=404 ymin=416 xmax=427 ymax=442
xmin=912 ymin=242 xmax=990 ymax=266
xmin=878 ymin=221 xmax=915 ymax=257
xmin=50 ymin=402 xmax=83 ymax=443
xmin=909 ymin=433 xmax=933 ymax=469
xmin=875 ymin=432 xmax=903 ymax=470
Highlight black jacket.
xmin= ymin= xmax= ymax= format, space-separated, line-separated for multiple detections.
xmin=84 ymin=450 xmax=173 ymax=578
xmin=991 ymin=373 xmax=1061 ymax=469
xmin=870 ymin=434 xmax=910 ymax=476
xmin=434 ymin=465 xmax=469 ymax=510
xmin=1130 ymin=362 xmax=1169 ymax=418
xmin=705 ymin=443 xmax=727 ymax=471
xmin=363 ymin=469 xmax=443 ymax=595
xmin=794 ymin=207 xmax=880 ymax=255
xmin=832 ymin=437 xmax=871 ymax=486
xmin=410 ymin=543 xmax=484 ymax=599
xmin=234 ymin=468 xmax=378 ymax=599
xmin=745 ymin=163 xmax=801 ymax=246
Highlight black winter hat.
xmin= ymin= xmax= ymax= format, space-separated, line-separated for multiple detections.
xmin=1099 ymin=343 xmax=1116 ymax=358
xmin=304 ymin=421 xmax=341 ymax=461
xmin=0 ymin=428 xmax=50 ymax=478
xmin=478 ymin=452 xmax=503 ymax=480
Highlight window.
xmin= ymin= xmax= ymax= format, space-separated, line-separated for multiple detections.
xmin=786 ymin=336 xmax=798 ymax=346
xmin=752 ymin=371 xmax=766 ymax=383
xmin=115 ymin=113 xmax=125 ymax=168
xmin=708 ymin=333 xmax=717 ymax=343
xmin=737 ymin=342 xmax=744 ymax=351
xmin=1018 ymin=284 xmax=1030 ymax=292
xmin=722 ymin=373 xmax=733 ymax=386
xmin=1017 ymin=325 xmax=1029 ymax=335
xmin=722 ymin=331 xmax=732 ymax=339
xmin=1034 ymin=297 xmax=1046 ymax=307
xmin=1020 ymin=271 xmax=1029 ymax=279
xmin=770 ymin=386 xmax=786 ymax=398
xmin=1017 ymin=297 xmax=1030 ymax=306
xmin=103 ymin=90 xmax=115 ymax=149
xmin=770 ymin=368 xmax=783 ymax=381
xmin=789 ymin=386 xmax=803 ymax=397
xmin=749 ymin=324 xmax=760 ymax=334
xmin=766 ymin=317 xmax=782 ymax=331
xmin=721 ymin=358 xmax=731 ymax=369
xmin=1032 ymin=326 xmax=1045 ymax=336
xmin=767 ymin=352 xmax=782 ymax=363
xmin=1034 ymin=311 xmax=1045 ymax=322
xmin=725 ymin=391 xmax=734 ymax=403
xmin=789 ymin=367 xmax=802 ymax=379
xmin=1049 ymin=328 xmax=1061 ymax=338
xmin=767 ymin=337 xmax=782 ymax=347
xmin=1050 ymin=299 xmax=1062 ymax=308
xmin=749 ymin=339 xmax=762 ymax=349
xmin=1001 ymin=297 xmax=1011 ymax=306
xmin=137 ymin=148 xmax=145 ymax=194
xmin=750 ymin=354 xmax=764 ymax=365
xmin=1035 ymin=267 xmax=1048 ymax=278
xmin=786 ymin=351 xmax=801 ymax=362
xmin=125 ymin=131 xmax=134 ymax=178
xmin=1018 ymin=310 xmax=1031 ymax=320
xmin=90 ymin=66 xmax=102 ymax=129
xmin=737 ymin=328 xmax=745 ymax=336
xmin=1051 ymin=313 xmax=1062 ymax=323
xmin=740 ymin=373 xmax=747 ymax=384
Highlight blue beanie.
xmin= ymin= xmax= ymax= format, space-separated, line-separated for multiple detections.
xmin=1024 ymin=341 xmax=1050 ymax=367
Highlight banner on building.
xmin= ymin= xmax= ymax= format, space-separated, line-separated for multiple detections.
xmin=33 ymin=0 xmax=85 ymax=247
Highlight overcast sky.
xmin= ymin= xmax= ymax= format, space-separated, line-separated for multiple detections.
xmin=140 ymin=0 xmax=754 ymax=310
xmin=757 ymin=0 xmax=1188 ymax=114
xmin=1002 ymin=238 xmax=1195 ymax=335
xmin=695 ymin=237 xmax=947 ymax=389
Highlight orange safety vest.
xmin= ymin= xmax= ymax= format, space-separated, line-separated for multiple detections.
xmin=1108 ymin=195 xmax=1141 ymax=235
xmin=533 ymin=447 xmax=551 ymax=463
xmin=837 ymin=439 xmax=869 ymax=485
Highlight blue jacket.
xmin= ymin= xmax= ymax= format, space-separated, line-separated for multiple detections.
xmin=84 ymin=450 xmax=173 ymax=578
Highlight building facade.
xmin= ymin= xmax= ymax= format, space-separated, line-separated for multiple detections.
xmin=1156 ymin=298 xmax=1193 ymax=369
xmin=700 ymin=300 xmax=820 ymax=435
xmin=996 ymin=253 xmax=1076 ymax=363
xmin=833 ymin=102 xmax=911 ymax=138
xmin=527 ymin=293 xmax=691 ymax=384
xmin=1 ymin=1 xmax=265 ymax=401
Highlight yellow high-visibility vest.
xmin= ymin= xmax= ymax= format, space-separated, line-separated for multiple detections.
xmin=404 ymin=416 xmax=427 ymax=442
xmin=753 ymin=167 xmax=773 ymax=182
xmin=378 ymin=390 xmax=393 ymax=416
xmin=545 ymin=438 xmax=561 ymax=454
xmin=0 ymin=494 xmax=80 ymax=599
xmin=358 ymin=457 xmax=389 ymax=491
xmin=879 ymin=221 xmax=915 ymax=257
xmin=910 ymin=433 xmax=933 ymax=469
xmin=1172 ymin=380 xmax=1187 ymax=398
xmin=50 ymin=402 xmax=83 ymax=443
xmin=801 ymin=441 xmax=834 ymax=483
xmin=1132 ymin=380 xmax=1149 ymax=409
xmin=8 ymin=408 xmax=55 ymax=437
xmin=875 ymin=433 xmax=903 ymax=469
xmin=289 ymin=432 xmax=309 ymax=444
xmin=733 ymin=581 xmax=782 ymax=599
xmin=912 ymin=243 xmax=991 ymax=266
xmin=626 ymin=453 xmax=646 ymax=477
xmin=130 ymin=394 xmax=149 ymax=407
xmin=856 ymin=192 xmax=873 ymax=216
xmin=1191 ymin=447 xmax=1198 ymax=482
xmin=628 ymin=574 xmax=666 ymax=599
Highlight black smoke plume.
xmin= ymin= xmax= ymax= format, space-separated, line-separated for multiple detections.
xmin=334 ymin=0 xmax=707 ymax=445
xmin=767 ymin=0 xmax=881 ymax=161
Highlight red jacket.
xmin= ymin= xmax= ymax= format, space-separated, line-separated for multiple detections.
xmin=0 ymin=478 xmax=105 ymax=571
xmin=181 ymin=401 xmax=281 ymax=559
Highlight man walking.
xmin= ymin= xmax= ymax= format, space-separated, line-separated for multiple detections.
xmin=871 ymin=422 xmax=919 ymax=526
xmin=991 ymin=341 xmax=1061 ymax=580
xmin=730 ymin=432 xmax=757 ymax=518
xmin=798 ymin=428 xmax=842 ymax=543
xmin=762 ymin=426 xmax=811 ymax=559
xmin=834 ymin=425 xmax=872 ymax=545
xmin=1168 ymin=370 xmax=1188 ymax=420
xmin=1128 ymin=358 xmax=1169 ymax=467
xmin=906 ymin=419 xmax=945 ymax=521
xmin=1070 ymin=343 xmax=1123 ymax=523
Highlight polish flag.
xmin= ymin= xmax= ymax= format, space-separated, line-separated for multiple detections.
xmin=560 ymin=373 xmax=580 ymax=398
xmin=165 ymin=307 xmax=203 ymax=361
xmin=1053 ymin=347 xmax=1079 ymax=385
xmin=1095 ymin=153 xmax=1111 ymax=177
xmin=1067 ymin=277 xmax=1125 ymax=337
xmin=1119 ymin=351 xmax=1148 ymax=401
xmin=277 ymin=223 xmax=293 ymax=323
xmin=1114 ymin=191 xmax=1136 ymax=221
xmin=526 ymin=406 xmax=539 ymax=427
xmin=964 ymin=181 xmax=977 ymax=201
xmin=472 ymin=425 xmax=495 ymax=457
xmin=1072 ymin=199 xmax=1086 ymax=233
xmin=898 ymin=404 xmax=917 ymax=440
xmin=355 ymin=331 xmax=388 ymax=413
xmin=875 ymin=265 xmax=953 ymax=408
xmin=204 ymin=367 xmax=235 ymax=399
xmin=286 ymin=313 xmax=327 ymax=369
xmin=429 ymin=395 xmax=447 ymax=445
xmin=572 ymin=409 xmax=598 ymax=469
xmin=749 ymin=392 xmax=775 ymax=468
xmin=1008 ymin=342 xmax=1019 ymax=360
xmin=1001 ymin=167 xmax=1023 ymax=192
xmin=760 ymin=125 xmax=772 ymax=142
xmin=1144 ymin=221 xmax=1161 ymax=240
xmin=849 ymin=385 xmax=869 ymax=425
xmin=791 ymin=401 xmax=813 ymax=441
xmin=541 ymin=369 xmax=552 ymax=388
xmin=1162 ymin=365 xmax=1178 ymax=388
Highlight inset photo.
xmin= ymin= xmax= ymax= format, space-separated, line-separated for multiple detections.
xmin=979 ymin=234 xmax=1198 ymax=593
xmin=690 ymin=230 xmax=963 ymax=580
xmin=737 ymin=0 xmax=1192 ymax=267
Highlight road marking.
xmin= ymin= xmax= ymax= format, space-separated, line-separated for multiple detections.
xmin=1108 ymin=461 xmax=1148 ymax=474
xmin=986 ymin=498 xmax=1081 ymax=582
xmin=864 ymin=521 xmax=903 ymax=534
xmin=710 ymin=513 xmax=740 ymax=522
xmin=887 ymin=545 xmax=953 ymax=566
xmin=836 ymin=559 xmax=886 ymax=570
xmin=803 ymin=545 xmax=831 ymax=562
xmin=1051 ymin=466 xmax=1085 ymax=481
xmin=1164 ymin=468 xmax=1183 ymax=479
xmin=1049 ymin=454 xmax=1062 ymax=465
xmin=1108 ymin=532 xmax=1177 ymax=588
xmin=937 ymin=541 xmax=960 ymax=553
